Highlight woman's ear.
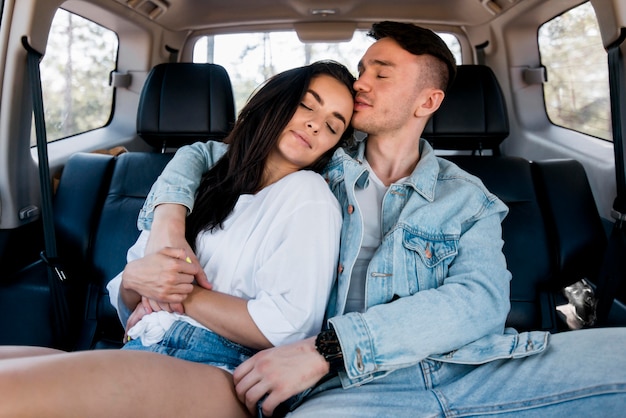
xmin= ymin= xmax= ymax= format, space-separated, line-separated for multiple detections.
xmin=414 ymin=88 xmax=445 ymax=118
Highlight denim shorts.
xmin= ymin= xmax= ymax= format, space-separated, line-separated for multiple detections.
xmin=122 ymin=320 xmax=257 ymax=373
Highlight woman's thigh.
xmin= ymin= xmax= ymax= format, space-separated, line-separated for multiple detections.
xmin=0 ymin=345 xmax=64 ymax=360
xmin=0 ymin=348 xmax=251 ymax=417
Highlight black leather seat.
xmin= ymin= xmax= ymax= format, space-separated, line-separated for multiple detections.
xmin=137 ymin=63 xmax=235 ymax=151
xmin=54 ymin=63 xmax=235 ymax=349
xmin=423 ymin=64 xmax=508 ymax=155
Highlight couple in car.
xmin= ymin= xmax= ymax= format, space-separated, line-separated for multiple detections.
xmin=0 ymin=21 xmax=624 ymax=418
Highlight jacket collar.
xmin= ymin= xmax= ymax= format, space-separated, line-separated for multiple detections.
xmin=339 ymin=138 xmax=439 ymax=202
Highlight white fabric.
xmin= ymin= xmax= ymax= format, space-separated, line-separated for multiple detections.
xmin=108 ymin=170 xmax=341 ymax=347
xmin=345 ymin=160 xmax=387 ymax=313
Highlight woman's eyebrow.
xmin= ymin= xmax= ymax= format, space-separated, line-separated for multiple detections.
xmin=307 ymin=89 xmax=348 ymax=126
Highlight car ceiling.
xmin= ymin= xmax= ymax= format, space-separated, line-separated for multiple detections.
xmin=112 ymin=0 xmax=525 ymax=32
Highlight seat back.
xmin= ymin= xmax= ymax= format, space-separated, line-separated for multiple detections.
xmin=54 ymin=63 xmax=235 ymax=348
xmin=423 ymin=65 xmax=509 ymax=154
xmin=426 ymin=65 xmax=557 ymax=331
xmin=137 ymin=62 xmax=236 ymax=151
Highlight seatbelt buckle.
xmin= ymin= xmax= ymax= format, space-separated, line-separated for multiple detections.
xmin=611 ymin=208 xmax=626 ymax=228
xmin=40 ymin=251 xmax=67 ymax=282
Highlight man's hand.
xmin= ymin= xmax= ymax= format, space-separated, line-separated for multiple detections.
xmin=145 ymin=203 xmax=210 ymax=289
xmin=122 ymin=247 xmax=200 ymax=311
xmin=233 ymin=337 xmax=329 ymax=416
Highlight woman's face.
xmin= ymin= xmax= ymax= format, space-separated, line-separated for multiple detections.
xmin=268 ymin=74 xmax=354 ymax=174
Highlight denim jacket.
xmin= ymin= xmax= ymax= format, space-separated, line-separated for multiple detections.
xmin=138 ymin=138 xmax=549 ymax=389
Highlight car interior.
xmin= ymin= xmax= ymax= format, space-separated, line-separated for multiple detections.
xmin=0 ymin=0 xmax=625 ymax=353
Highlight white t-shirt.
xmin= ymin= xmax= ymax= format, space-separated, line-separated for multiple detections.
xmin=345 ymin=159 xmax=407 ymax=313
xmin=345 ymin=160 xmax=386 ymax=313
xmin=108 ymin=170 xmax=341 ymax=347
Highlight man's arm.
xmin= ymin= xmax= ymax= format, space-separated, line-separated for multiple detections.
xmin=232 ymin=208 xmax=511 ymax=416
xmin=137 ymin=140 xmax=227 ymax=283
xmin=330 ymin=209 xmax=511 ymax=381
xmin=137 ymin=140 xmax=228 ymax=231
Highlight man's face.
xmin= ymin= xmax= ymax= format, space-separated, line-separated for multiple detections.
xmin=352 ymin=37 xmax=426 ymax=137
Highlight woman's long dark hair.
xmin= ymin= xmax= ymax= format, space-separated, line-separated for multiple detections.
xmin=186 ymin=61 xmax=356 ymax=250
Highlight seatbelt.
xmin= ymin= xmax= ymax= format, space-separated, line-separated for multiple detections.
xmin=22 ymin=36 xmax=72 ymax=349
xmin=475 ymin=41 xmax=489 ymax=66
xmin=595 ymin=28 xmax=626 ymax=326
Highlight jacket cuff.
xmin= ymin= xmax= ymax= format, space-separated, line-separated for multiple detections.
xmin=329 ymin=313 xmax=377 ymax=380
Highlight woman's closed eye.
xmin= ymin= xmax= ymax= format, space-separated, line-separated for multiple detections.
xmin=326 ymin=123 xmax=338 ymax=135
xmin=300 ymin=102 xmax=342 ymax=135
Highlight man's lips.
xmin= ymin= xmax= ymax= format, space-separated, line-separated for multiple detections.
xmin=354 ymin=97 xmax=371 ymax=111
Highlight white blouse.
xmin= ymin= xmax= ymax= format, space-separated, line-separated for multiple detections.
xmin=108 ymin=170 xmax=341 ymax=347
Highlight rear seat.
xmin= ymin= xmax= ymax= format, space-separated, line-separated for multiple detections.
xmin=54 ymin=63 xmax=235 ymax=349
xmin=55 ymin=63 xmax=614 ymax=350
xmin=424 ymin=65 xmax=609 ymax=332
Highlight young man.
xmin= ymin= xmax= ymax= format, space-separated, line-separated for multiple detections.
xmin=136 ymin=21 xmax=626 ymax=417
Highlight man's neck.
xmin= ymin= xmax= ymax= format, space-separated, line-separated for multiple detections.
xmin=365 ymin=135 xmax=421 ymax=186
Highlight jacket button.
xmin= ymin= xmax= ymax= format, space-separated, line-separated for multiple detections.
xmin=347 ymin=205 xmax=354 ymax=214
xmin=356 ymin=348 xmax=364 ymax=371
xmin=338 ymin=264 xmax=344 ymax=274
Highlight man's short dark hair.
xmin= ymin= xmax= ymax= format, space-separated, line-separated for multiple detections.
xmin=368 ymin=21 xmax=457 ymax=91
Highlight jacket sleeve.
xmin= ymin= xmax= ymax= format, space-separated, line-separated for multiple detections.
xmin=137 ymin=141 xmax=228 ymax=230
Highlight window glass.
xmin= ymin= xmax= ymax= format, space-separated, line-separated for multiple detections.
xmin=539 ymin=2 xmax=611 ymax=141
xmin=31 ymin=9 xmax=118 ymax=145
xmin=194 ymin=31 xmax=461 ymax=113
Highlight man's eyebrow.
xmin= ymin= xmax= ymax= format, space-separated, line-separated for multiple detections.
xmin=357 ymin=59 xmax=394 ymax=71
xmin=307 ymin=89 xmax=348 ymax=126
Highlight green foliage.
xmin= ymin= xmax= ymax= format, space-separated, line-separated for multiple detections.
xmin=32 ymin=9 xmax=118 ymax=144
xmin=539 ymin=2 xmax=612 ymax=141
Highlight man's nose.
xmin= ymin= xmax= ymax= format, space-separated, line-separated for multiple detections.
xmin=353 ymin=76 xmax=369 ymax=92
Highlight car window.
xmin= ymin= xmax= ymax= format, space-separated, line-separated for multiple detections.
xmin=538 ymin=2 xmax=611 ymax=141
xmin=194 ymin=30 xmax=462 ymax=113
xmin=30 ymin=8 xmax=118 ymax=145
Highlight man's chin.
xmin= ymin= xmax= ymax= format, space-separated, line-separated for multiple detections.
xmin=350 ymin=115 xmax=368 ymax=132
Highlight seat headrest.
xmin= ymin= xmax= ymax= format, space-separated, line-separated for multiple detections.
xmin=423 ymin=65 xmax=509 ymax=152
xmin=137 ymin=63 xmax=236 ymax=150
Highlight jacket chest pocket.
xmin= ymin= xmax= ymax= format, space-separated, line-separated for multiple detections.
xmin=401 ymin=231 xmax=458 ymax=292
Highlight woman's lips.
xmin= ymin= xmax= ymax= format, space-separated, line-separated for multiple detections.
xmin=293 ymin=131 xmax=312 ymax=148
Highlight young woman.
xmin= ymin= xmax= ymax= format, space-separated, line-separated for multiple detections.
xmin=0 ymin=60 xmax=355 ymax=417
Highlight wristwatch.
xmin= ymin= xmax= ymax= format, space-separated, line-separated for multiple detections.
xmin=315 ymin=326 xmax=344 ymax=373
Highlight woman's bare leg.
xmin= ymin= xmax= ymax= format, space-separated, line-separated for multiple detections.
xmin=0 ymin=349 xmax=251 ymax=417
xmin=0 ymin=345 xmax=64 ymax=360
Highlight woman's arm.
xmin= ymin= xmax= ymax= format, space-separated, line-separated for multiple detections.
xmin=183 ymin=286 xmax=273 ymax=350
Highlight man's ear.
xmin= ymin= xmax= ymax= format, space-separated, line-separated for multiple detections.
xmin=414 ymin=88 xmax=445 ymax=118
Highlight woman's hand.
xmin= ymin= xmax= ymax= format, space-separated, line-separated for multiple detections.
xmin=124 ymin=298 xmax=150 ymax=337
xmin=123 ymin=298 xmax=150 ymax=343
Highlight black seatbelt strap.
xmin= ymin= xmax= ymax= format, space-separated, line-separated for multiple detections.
xmin=22 ymin=36 xmax=71 ymax=348
xmin=475 ymin=41 xmax=489 ymax=66
xmin=595 ymin=28 xmax=626 ymax=326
